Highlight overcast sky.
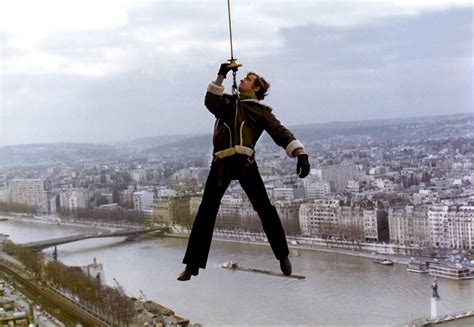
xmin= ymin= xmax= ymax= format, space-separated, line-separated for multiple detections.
xmin=0 ymin=0 xmax=472 ymax=146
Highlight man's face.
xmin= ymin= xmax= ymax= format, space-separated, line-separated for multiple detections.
xmin=239 ymin=74 xmax=259 ymax=95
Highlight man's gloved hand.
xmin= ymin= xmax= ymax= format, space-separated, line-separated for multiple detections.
xmin=297 ymin=154 xmax=310 ymax=178
xmin=218 ymin=62 xmax=237 ymax=78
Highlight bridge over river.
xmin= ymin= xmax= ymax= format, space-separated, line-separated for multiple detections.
xmin=20 ymin=226 xmax=168 ymax=251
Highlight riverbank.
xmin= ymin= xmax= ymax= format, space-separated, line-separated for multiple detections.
xmin=163 ymin=229 xmax=414 ymax=265
xmin=0 ymin=213 xmax=143 ymax=230
xmin=218 ymin=236 xmax=412 ymax=264
xmin=0 ymin=213 xmax=419 ymax=265
xmin=3 ymin=213 xmax=466 ymax=269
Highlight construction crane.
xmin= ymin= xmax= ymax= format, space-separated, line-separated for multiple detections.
xmin=112 ymin=277 xmax=126 ymax=295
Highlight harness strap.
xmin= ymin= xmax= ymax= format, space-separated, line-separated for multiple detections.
xmin=214 ymin=145 xmax=254 ymax=160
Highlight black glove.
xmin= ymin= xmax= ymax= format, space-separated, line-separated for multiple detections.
xmin=296 ymin=154 xmax=310 ymax=178
xmin=217 ymin=62 xmax=237 ymax=78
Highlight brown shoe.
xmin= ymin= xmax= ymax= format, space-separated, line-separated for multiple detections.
xmin=177 ymin=265 xmax=199 ymax=281
xmin=279 ymin=257 xmax=292 ymax=276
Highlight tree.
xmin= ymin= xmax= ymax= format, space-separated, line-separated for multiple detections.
xmin=112 ymin=189 xmax=121 ymax=204
xmin=96 ymin=195 xmax=109 ymax=206
xmin=0 ymin=201 xmax=36 ymax=214
xmin=421 ymin=171 xmax=431 ymax=184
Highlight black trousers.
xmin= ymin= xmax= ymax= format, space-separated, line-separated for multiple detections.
xmin=183 ymin=155 xmax=289 ymax=268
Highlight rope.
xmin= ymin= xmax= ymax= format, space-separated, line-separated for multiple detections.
xmin=232 ymin=70 xmax=238 ymax=97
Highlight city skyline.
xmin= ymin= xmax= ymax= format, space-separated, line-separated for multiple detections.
xmin=1 ymin=110 xmax=472 ymax=250
xmin=1 ymin=0 xmax=472 ymax=146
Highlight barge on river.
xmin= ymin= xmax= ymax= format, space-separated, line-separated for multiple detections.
xmin=429 ymin=262 xmax=474 ymax=280
xmin=373 ymin=258 xmax=394 ymax=266
xmin=406 ymin=259 xmax=429 ymax=273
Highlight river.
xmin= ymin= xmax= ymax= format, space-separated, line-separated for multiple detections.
xmin=1 ymin=218 xmax=473 ymax=325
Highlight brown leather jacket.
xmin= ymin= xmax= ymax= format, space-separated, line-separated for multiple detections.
xmin=205 ymin=81 xmax=304 ymax=160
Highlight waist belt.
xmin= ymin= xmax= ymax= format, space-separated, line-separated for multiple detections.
xmin=214 ymin=145 xmax=254 ymax=159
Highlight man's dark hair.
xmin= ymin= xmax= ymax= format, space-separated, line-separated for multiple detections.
xmin=248 ymin=72 xmax=270 ymax=100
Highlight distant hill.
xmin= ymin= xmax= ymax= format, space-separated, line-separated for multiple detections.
xmin=1 ymin=112 xmax=472 ymax=167
xmin=0 ymin=143 xmax=118 ymax=167
xmin=126 ymin=134 xmax=193 ymax=146
xmin=131 ymin=112 xmax=473 ymax=153
xmin=290 ymin=112 xmax=474 ymax=142
xmin=141 ymin=134 xmax=213 ymax=154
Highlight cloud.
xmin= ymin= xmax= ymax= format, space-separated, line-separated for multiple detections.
xmin=0 ymin=0 xmax=128 ymax=35
xmin=2 ymin=0 xmax=472 ymax=78
xmin=1 ymin=0 xmax=130 ymax=77
xmin=277 ymin=6 xmax=472 ymax=70
xmin=0 ymin=1 xmax=472 ymax=145
xmin=261 ymin=7 xmax=472 ymax=124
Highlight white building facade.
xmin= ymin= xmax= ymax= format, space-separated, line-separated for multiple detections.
xmin=60 ymin=188 xmax=89 ymax=210
xmin=446 ymin=205 xmax=474 ymax=249
xmin=427 ymin=205 xmax=474 ymax=249
xmin=304 ymin=179 xmax=331 ymax=199
xmin=363 ymin=209 xmax=378 ymax=241
xmin=389 ymin=206 xmax=414 ymax=245
xmin=428 ymin=205 xmax=449 ymax=247
xmin=316 ymin=163 xmax=360 ymax=193
xmin=133 ymin=191 xmax=154 ymax=211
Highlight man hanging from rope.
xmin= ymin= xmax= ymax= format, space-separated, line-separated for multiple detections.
xmin=177 ymin=63 xmax=310 ymax=281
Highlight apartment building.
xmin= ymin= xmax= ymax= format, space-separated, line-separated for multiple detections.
xmin=133 ymin=190 xmax=154 ymax=211
xmin=152 ymin=195 xmax=190 ymax=225
xmin=299 ymin=199 xmax=340 ymax=236
xmin=0 ymin=187 xmax=8 ymax=202
xmin=8 ymin=178 xmax=50 ymax=213
xmin=412 ymin=205 xmax=430 ymax=246
xmin=59 ymin=188 xmax=90 ymax=210
xmin=315 ymin=162 xmax=359 ymax=193
xmin=189 ymin=195 xmax=202 ymax=219
xmin=446 ymin=205 xmax=474 ymax=249
xmin=363 ymin=209 xmax=378 ymax=242
xmin=389 ymin=205 xmax=430 ymax=246
xmin=304 ymin=179 xmax=331 ymax=199
xmin=428 ymin=205 xmax=449 ymax=247
xmin=389 ymin=206 xmax=415 ymax=245
xmin=339 ymin=205 xmax=364 ymax=240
